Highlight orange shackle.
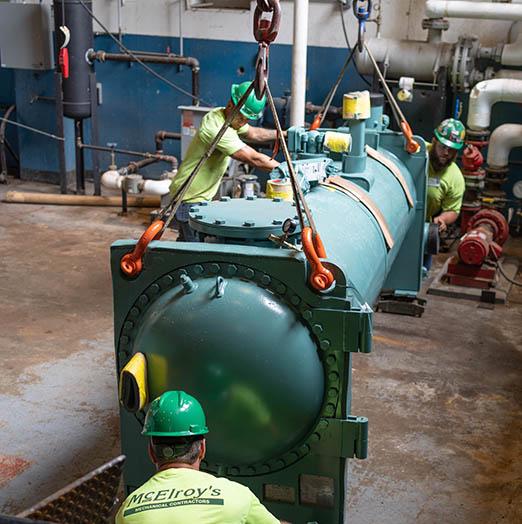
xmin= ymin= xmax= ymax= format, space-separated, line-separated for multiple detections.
xmin=120 ymin=220 xmax=164 ymax=277
xmin=301 ymin=227 xmax=335 ymax=292
xmin=401 ymin=121 xmax=420 ymax=154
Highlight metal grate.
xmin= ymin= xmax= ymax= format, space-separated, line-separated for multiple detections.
xmin=17 ymin=455 xmax=125 ymax=524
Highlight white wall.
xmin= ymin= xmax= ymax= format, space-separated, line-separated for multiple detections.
xmin=91 ymin=0 xmax=513 ymax=48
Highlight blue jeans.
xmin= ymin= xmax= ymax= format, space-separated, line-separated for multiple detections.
xmin=172 ymin=202 xmax=201 ymax=242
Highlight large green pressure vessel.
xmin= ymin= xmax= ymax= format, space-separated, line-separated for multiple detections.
xmin=111 ymin=93 xmax=428 ymax=523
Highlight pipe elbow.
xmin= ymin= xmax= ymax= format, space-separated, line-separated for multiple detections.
xmin=425 ymin=0 xmax=445 ymax=19
xmin=467 ymin=79 xmax=522 ymax=130
xmin=487 ymin=123 xmax=522 ymax=169
xmin=101 ymin=170 xmax=123 ymax=189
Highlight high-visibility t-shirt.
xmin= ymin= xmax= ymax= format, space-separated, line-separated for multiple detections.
xmin=426 ymin=144 xmax=466 ymax=221
xmin=169 ymin=107 xmax=249 ymax=203
xmin=115 ymin=468 xmax=279 ymax=524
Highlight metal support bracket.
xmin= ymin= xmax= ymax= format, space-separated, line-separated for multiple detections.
xmin=313 ymin=417 xmax=369 ymax=459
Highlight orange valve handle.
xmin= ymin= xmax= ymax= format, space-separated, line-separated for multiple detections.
xmin=401 ymin=121 xmax=420 ymax=154
xmin=301 ymin=227 xmax=334 ymax=292
xmin=309 ymin=113 xmax=322 ymax=131
xmin=120 ymin=220 xmax=165 ymax=277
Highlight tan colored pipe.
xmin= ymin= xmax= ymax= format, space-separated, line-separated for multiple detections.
xmin=3 ymin=191 xmax=161 ymax=207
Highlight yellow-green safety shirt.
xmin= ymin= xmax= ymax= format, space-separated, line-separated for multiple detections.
xmin=169 ymin=107 xmax=249 ymax=203
xmin=115 ymin=467 xmax=279 ymax=524
xmin=426 ymin=144 xmax=466 ymax=221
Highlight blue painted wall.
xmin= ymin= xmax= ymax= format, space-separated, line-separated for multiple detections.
xmin=2 ymin=32 xmax=521 ymax=200
xmin=1 ymin=34 xmax=368 ymax=180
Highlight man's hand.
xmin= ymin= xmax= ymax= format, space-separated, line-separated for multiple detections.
xmin=433 ymin=216 xmax=447 ymax=233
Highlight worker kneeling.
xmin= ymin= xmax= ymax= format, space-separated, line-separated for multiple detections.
xmin=116 ymin=391 xmax=284 ymax=524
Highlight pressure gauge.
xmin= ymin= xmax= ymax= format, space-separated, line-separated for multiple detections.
xmin=282 ymin=218 xmax=298 ymax=235
xmin=513 ymin=180 xmax=522 ymax=199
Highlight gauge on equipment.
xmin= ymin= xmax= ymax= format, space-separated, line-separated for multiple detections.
xmin=513 ymin=180 xmax=522 ymax=199
xmin=283 ymin=218 xmax=298 ymax=235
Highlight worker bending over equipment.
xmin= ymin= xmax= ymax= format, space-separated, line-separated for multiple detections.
xmin=116 ymin=391 xmax=287 ymax=524
xmin=169 ymin=81 xmax=281 ymax=241
xmin=426 ymin=118 xmax=466 ymax=233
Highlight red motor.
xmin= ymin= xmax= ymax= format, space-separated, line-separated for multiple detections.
xmin=458 ymin=209 xmax=509 ymax=266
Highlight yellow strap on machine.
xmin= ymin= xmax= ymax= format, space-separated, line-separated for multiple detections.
xmin=119 ymin=352 xmax=148 ymax=413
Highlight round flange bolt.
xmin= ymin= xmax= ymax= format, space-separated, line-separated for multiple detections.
xmin=180 ymin=274 xmax=197 ymax=294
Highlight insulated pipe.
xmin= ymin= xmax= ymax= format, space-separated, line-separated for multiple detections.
xmin=487 ymin=124 xmax=522 ymax=168
xmin=290 ymin=0 xmax=309 ymax=127
xmin=494 ymin=69 xmax=522 ymax=81
xmin=88 ymin=50 xmax=201 ymax=105
xmin=354 ymin=38 xmax=453 ymax=81
xmin=502 ymin=34 xmax=522 ymax=66
xmin=467 ymin=79 xmax=522 ymax=130
xmin=141 ymin=179 xmax=171 ymax=196
xmin=3 ymin=191 xmax=160 ymax=207
xmin=426 ymin=0 xmax=522 ymax=20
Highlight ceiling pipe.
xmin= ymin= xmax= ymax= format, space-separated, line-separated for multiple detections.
xmin=467 ymin=78 xmax=522 ymax=130
xmin=426 ymin=0 xmax=522 ymax=20
xmin=487 ymin=124 xmax=522 ymax=169
xmin=290 ymin=0 xmax=309 ymax=127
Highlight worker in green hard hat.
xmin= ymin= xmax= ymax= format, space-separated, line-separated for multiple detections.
xmin=169 ymin=81 xmax=282 ymax=242
xmin=426 ymin=118 xmax=466 ymax=234
xmin=115 ymin=391 xmax=288 ymax=524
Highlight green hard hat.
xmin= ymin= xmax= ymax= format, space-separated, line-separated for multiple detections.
xmin=231 ymin=81 xmax=266 ymax=120
xmin=142 ymin=391 xmax=209 ymax=437
xmin=434 ymin=118 xmax=466 ymax=150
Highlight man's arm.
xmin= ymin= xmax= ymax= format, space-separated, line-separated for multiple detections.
xmin=433 ymin=211 xmax=458 ymax=233
xmin=244 ymin=126 xmax=286 ymax=144
xmin=232 ymin=145 xmax=279 ymax=172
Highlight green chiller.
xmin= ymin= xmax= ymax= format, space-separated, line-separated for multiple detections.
xmin=111 ymin=92 xmax=429 ymax=523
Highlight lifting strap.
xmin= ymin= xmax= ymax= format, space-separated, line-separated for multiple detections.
xmin=366 ymin=145 xmax=415 ymax=208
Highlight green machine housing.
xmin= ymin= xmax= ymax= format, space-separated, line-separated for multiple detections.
xmin=111 ymin=95 xmax=428 ymax=523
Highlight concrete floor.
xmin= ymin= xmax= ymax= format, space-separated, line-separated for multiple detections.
xmin=1 ymin=178 xmax=521 ymax=522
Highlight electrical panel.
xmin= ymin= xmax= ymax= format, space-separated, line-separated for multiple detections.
xmin=0 ymin=3 xmax=55 ymax=70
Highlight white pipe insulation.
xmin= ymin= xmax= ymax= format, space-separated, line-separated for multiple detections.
xmin=141 ymin=179 xmax=172 ymax=196
xmin=101 ymin=170 xmax=172 ymax=196
xmin=354 ymin=38 xmax=453 ymax=82
xmin=426 ymin=0 xmax=522 ymax=20
xmin=467 ymin=79 xmax=522 ymax=130
xmin=487 ymin=124 xmax=522 ymax=168
xmin=502 ymin=34 xmax=522 ymax=66
xmin=290 ymin=0 xmax=308 ymax=127
xmin=102 ymin=170 xmax=123 ymax=190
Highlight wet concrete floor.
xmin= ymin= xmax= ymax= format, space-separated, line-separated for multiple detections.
xmin=1 ymin=179 xmax=521 ymax=522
